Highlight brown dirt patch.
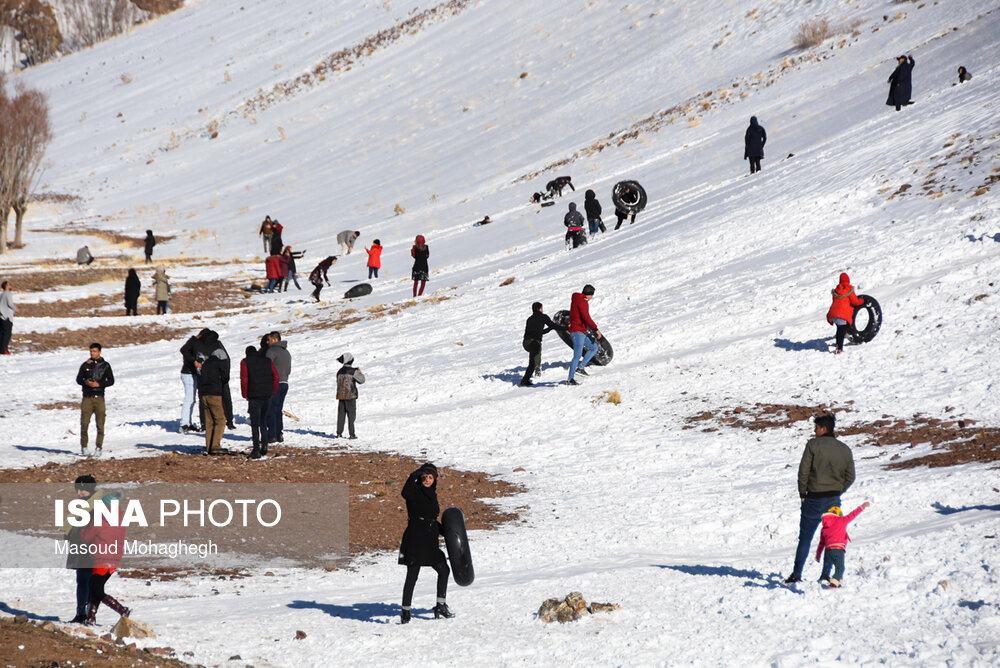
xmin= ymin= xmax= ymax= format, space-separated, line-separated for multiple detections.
xmin=7 ymin=267 xmax=129 ymax=293
xmin=0 ymin=447 xmax=523 ymax=555
xmin=13 ymin=323 xmax=188 ymax=354
xmin=685 ymin=402 xmax=1000 ymax=469
xmin=34 ymin=226 xmax=176 ymax=249
xmin=0 ymin=616 xmax=192 ymax=667
xmin=36 ymin=401 xmax=80 ymax=410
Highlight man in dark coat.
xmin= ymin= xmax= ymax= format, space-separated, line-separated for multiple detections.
xmin=744 ymin=116 xmax=767 ymax=174
xmin=123 ymin=269 xmax=140 ymax=316
xmin=785 ymin=414 xmax=856 ymax=584
xmin=240 ymin=346 xmax=279 ymax=459
xmin=584 ymin=189 xmax=605 ymax=237
xmin=546 ymin=175 xmax=574 ymax=198
xmin=269 ymin=222 xmax=284 ymax=255
xmin=886 ymin=55 xmax=915 ymax=111
xmin=520 ymin=302 xmax=566 ymax=387
xmin=563 ymin=202 xmax=586 ymax=249
xmin=179 ymin=330 xmax=205 ymax=433
xmin=398 ymin=463 xmax=453 ymax=623
xmin=77 ymin=343 xmax=114 ymax=457
xmin=64 ymin=474 xmax=99 ymax=622
xmin=197 ymin=346 xmax=229 ymax=455
xmin=143 ymin=230 xmax=156 ymax=263
xmin=335 ymin=353 xmax=365 ymax=439
xmin=264 ymin=331 xmax=291 ymax=443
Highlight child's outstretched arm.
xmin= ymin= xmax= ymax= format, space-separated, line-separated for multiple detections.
xmin=845 ymin=501 xmax=870 ymax=523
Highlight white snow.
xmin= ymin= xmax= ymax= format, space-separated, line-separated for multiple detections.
xmin=2 ymin=0 xmax=1000 ymax=665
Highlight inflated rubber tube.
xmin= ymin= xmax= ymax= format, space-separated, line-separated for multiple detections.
xmin=612 ymin=180 xmax=647 ymax=214
xmin=849 ymin=295 xmax=882 ymax=344
xmin=552 ymin=310 xmax=614 ymax=366
xmin=344 ymin=283 xmax=373 ymax=299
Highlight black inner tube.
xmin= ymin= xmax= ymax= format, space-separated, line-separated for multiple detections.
xmin=849 ymin=295 xmax=882 ymax=344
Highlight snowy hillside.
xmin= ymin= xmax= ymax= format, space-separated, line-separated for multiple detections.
xmin=2 ymin=0 xmax=1000 ymax=665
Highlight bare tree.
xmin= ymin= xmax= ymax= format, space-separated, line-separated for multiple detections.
xmin=64 ymin=0 xmax=148 ymax=51
xmin=0 ymin=74 xmax=51 ymax=252
xmin=0 ymin=0 xmax=61 ymax=66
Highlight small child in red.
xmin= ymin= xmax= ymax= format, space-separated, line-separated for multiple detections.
xmin=815 ymin=501 xmax=870 ymax=587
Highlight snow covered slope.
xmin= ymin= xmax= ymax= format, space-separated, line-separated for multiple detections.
xmin=3 ymin=0 xmax=1000 ymax=665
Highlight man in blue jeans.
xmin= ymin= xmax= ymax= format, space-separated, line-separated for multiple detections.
xmin=566 ymin=284 xmax=602 ymax=385
xmin=264 ymin=331 xmax=291 ymax=443
xmin=785 ymin=414 xmax=856 ymax=584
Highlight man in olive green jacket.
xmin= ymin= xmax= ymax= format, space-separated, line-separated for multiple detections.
xmin=785 ymin=414 xmax=855 ymax=583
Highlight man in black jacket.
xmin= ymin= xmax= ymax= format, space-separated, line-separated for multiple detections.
xmin=520 ymin=302 xmax=566 ymax=387
xmin=744 ymin=116 xmax=766 ymax=174
xmin=76 ymin=343 xmax=114 ymax=457
xmin=193 ymin=330 xmax=235 ymax=430
xmin=240 ymin=346 xmax=279 ymax=459
xmin=179 ymin=330 xmax=205 ymax=433
xmin=197 ymin=347 xmax=229 ymax=455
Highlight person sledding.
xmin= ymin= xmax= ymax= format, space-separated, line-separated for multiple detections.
xmin=563 ymin=202 xmax=586 ymax=249
xmin=309 ymin=255 xmax=338 ymax=301
xmin=398 ymin=463 xmax=454 ymax=624
xmin=826 ymin=273 xmax=865 ymax=354
xmin=816 ymin=501 xmax=870 ymax=588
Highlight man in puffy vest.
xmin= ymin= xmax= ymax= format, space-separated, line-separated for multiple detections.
xmin=566 ymin=285 xmax=602 ymax=385
xmin=241 ymin=346 xmax=279 ymax=459
xmin=336 ymin=352 xmax=366 ymax=439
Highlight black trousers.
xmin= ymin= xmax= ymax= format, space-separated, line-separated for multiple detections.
xmin=89 ymin=572 xmax=112 ymax=604
xmin=75 ymin=568 xmax=93 ymax=616
xmin=835 ymin=324 xmax=850 ymax=351
xmin=0 ymin=317 xmax=12 ymax=353
xmin=311 ymin=283 xmax=323 ymax=300
xmin=521 ymin=338 xmax=541 ymax=384
xmin=124 ymin=299 xmax=138 ymax=316
xmin=614 ymin=211 xmax=636 ymax=230
xmin=248 ymin=397 xmax=271 ymax=449
xmin=402 ymin=561 xmax=449 ymax=607
xmin=337 ymin=399 xmax=357 ymax=437
xmin=156 ymin=300 xmax=167 ymax=314
xmin=749 ymin=157 xmax=762 ymax=173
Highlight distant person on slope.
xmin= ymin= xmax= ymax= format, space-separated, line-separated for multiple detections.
xmin=76 ymin=246 xmax=94 ymax=265
xmin=365 ymin=239 xmax=382 ymax=279
xmin=886 ymin=54 xmax=915 ymax=111
xmin=566 ymin=284 xmax=601 ymax=385
xmin=335 ymin=352 xmax=365 ymax=439
xmin=264 ymin=254 xmax=283 ymax=293
xmin=584 ymin=189 xmax=605 ymax=238
xmin=282 ymin=246 xmax=305 ymax=291
xmin=411 ymin=235 xmax=430 ymax=297
xmin=546 ymin=175 xmax=574 ymax=198
xmin=337 ymin=230 xmax=361 ymax=255
xmin=957 ymin=66 xmax=972 ymax=84
xmin=151 ymin=267 xmax=170 ymax=315
xmin=259 ymin=216 xmax=274 ymax=255
xmin=564 ymin=202 xmax=586 ymax=249
xmin=816 ymin=501 xmax=870 ymax=588
xmin=123 ymin=269 xmax=140 ymax=316
xmin=309 ymin=256 xmax=338 ymax=301
xmin=1 ymin=280 xmax=16 ymax=354
xmin=269 ymin=221 xmax=284 ymax=256
xmin=826 ymin=272 xmax=865 ymax=354
xmin=398 ymin=463 xmax=454 ymax=624
xmin=785 ymin=414 xmax=855 ymax=585
xmin=144 ymin=230 xmax=156 ymax=263
xmin=520 ymin=302 xmax=566 ymax=387
xmin=744 ymin=116 xmax=767 ymax=175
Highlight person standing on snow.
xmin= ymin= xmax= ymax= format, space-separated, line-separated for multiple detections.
xmin=259 ymin=216 xmax=274 ymax=255
xmin=520 ymin=302 xmax=566 ymax=387
xmin=564 ymin=202 xmax=586 ymax=249
xmin=816 ymin=501 xmax=870 ymax=588
xmin=240 ymin=345 xmax=279 ymax=459
xmin=309 ymin=255 xmax=338 ymax=301
xmin=337 ymin=230 xmax=361 ymax=255
xmin=151 ymin=267 xmax=170 ymax=315
xmin=411 ymin=235 xmax=430 ymax=297
xmin=197 ymin=345 xmax=229 ymax=455
xmin=80 ymin=490 xmax=131 ymax=624
xmin=123 ymin=269 xmax=141 ymax=316
xmin=886 ymin=54 xmax=915 ymax=111
xmin=566 ymin=284 xmax=602 ymax=385
xmin=283 ymin=247 xmax=305 ymax=291
xmin=263 ymin=254 xmax=283 ymax=293
xmin=63 ymin=474 xmax=101 ymax=623
xmin=179 ymin=329 xmax=207 ymax=433
xmin=584 ymin=189 xmax=605 ymax=238
xmin=77 ymin=343 xmax=114 ymax=457
xmin=264 ymin=331 xmax=291 ymax=443
xmin=826 ymin=272 xmax=865 ymax=354
xmin=0 ymin=280 xmax=15 ymax=354
xmin=785 ymin=414 xmax=856 ymax=584
xmin=744 ymin=116 xmax=767 ymax=174
xmin=269 ymin=220 xmax=284 ymax=256
xmin=335 ymin=352 xmax=365 ymax=439
xmin=143 ymin=230 xmax=156 ymax=264
xmin=365 ymin=239 xmax=383 ymax=279
xmin=398 ymin=463 xmax=454 ymax=624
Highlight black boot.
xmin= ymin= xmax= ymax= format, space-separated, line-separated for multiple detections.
xmin=69 ymin=612 xmax=87 ymax=624
xmin=102 ymin=594 xmax=131 ymax=618
xmin=433 ymin=602 xmax=454 ymax=619
xmin=85 ymin=600 xmax=99 ymax=625
xmin=261 ymin=440 xmax=268 ymax=456
xmin=400 ymin=608 xmax=411 ymax=624
xmin=250 ymin=447 xmax=261 ymax=459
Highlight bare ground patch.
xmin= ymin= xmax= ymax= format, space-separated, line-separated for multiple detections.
xmin=14 ymin=323 xmax=189 ymax=353
xmin=33 ymin=226 xmax=176 ymax=249
xmin=0 ymin=447 xmax=523 ymax=555
xmin=685 ymin=402 xmax=1000 ymax=469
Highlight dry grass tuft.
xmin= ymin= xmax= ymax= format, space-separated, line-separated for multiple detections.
xmin=794 ymin=19 xmax=831 ymax=49
xmin=593 ymin=390 xmax=622 ymax=405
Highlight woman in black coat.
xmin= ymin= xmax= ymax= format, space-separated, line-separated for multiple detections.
xmin=398 ymin=463 xmax=453 ymax=623
xmin=124 ymin=269 xmax=141 ymax=316
xmin=143 ymin=230 xmax=156 ymax=263
xmin=744 ymin=116 xmax=766 ymax=174
xmin=887 ymin=55 xmax=915 ymax=111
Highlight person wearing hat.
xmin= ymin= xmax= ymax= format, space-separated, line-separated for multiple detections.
xmin=815 ymin=501 xmax=870 ymax=588
xmin=63 ymin=474 xmax=101 ymax=623
xmin=81 ymin=490 xmax=131 ymax=623
xmin=520 ymin=302 xmax=567 ymax=387
xmin=886 ymin=54 xmax=915 ymax=111
xmin=398 ymin=463 xmax=454 ymax=623
xmin=336 ymin=353 xmax=365 ymax=439
xmin=826 ymin=272 xmax=865 ymax=354
xmin=566 ymin=284 xmax=601 ymax=385
xmin=785 ymin=414 xmax=856 ymax=584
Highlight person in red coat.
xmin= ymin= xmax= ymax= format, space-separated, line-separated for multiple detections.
xmin=567 ymin=284 xmax=602 ymax=385
xmin=815 ymin=501 xmax=870 ymax=587
xmin=264 ymin=255 xmax=283 ymax=293
xmin=79 ymin=491 xmax=131 ymax=624
xmin=826 ymin=273 xmax=865 ymax=354
xmin=365 ymin=239 xmax=383 ymax=279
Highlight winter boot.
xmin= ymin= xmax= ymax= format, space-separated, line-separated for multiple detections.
xmin=102 ymin=594 xmax=131 ymax=617
xmin=250 ymin=447 xmax=261 ymax=460
xmin=84 ymin=600 xmax=100 ymax=625
xmin=400 ymin=608 xmax=411 ymax=624
xmin=69 ymin=611 xmax=87 ymax=624
xmin=261 ymin=440 xmax=268 ymax=456
xmin=433 ymin=602 xmax=454 ymax=619
xmin=576 ymin=367 xmax=589 ymax=376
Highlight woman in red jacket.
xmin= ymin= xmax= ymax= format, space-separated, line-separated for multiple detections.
xmin=826 ymin=273 xmax=865 ymax=354
xmin=79 ymin=491 xmax=131 ymax=624
xmin=366 ymin=239 xmax=383 ymax=279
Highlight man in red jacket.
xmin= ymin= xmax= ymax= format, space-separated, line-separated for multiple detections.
xmin=567 ymin=284 xmax=601 ymax=385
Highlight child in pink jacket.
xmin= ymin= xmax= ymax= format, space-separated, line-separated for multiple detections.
xmin=815 ymin=501 xmax=870 ymax=587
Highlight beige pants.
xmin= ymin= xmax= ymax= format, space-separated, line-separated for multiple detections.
xmin=80 ymin=396 xmax=106 ymax=449
xmin=202 ymin=395 xmax=226 ymax=453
